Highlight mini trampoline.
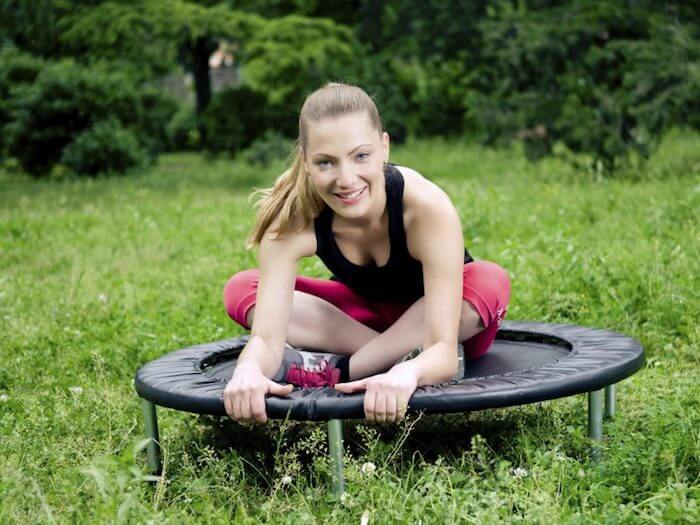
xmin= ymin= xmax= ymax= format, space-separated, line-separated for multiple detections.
xmin=135 ymin=320 xmax=644 ymax=494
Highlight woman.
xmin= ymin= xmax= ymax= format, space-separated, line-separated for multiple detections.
xmin=223 ymin=82 xmax=510 ymax=425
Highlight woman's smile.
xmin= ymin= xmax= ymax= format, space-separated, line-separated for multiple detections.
xmin=334 ymin=185 xmax=367 ymax=204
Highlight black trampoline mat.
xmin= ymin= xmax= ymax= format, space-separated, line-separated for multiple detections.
xmin=202 ymin=335 xmax=573 ymax=384
xmin=135 ymin=321 xmax=644 ymax=420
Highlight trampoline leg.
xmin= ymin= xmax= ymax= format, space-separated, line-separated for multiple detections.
xmin=604 ymin=384 xmax=616 ymax=419
xmin=327 ymin=419 xmax=346 ymax=496
xmin=141 ymin=399 xmax=162 ymax=475
xmin=587 ymin=389 xmax=604 ymax=463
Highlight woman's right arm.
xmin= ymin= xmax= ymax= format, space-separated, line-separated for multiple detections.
xmin=224 ymin=222 xmax=315 ymax=423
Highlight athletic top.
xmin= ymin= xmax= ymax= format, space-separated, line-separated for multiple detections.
xmin=313 ymin=162 xmax=474 ymax=303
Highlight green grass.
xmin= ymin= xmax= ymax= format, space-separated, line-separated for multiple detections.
xmin=1 ymin=130 xmax=698 ymax=523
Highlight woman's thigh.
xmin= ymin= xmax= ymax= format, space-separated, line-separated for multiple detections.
xmin=223 ymin=269 xmax=390 ymax=332
xmin=461 ymin=260 xmax=511 ymax=360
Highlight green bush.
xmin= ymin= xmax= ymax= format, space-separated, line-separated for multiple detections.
xmin=166 ymin=104 xmax=201 ymax=151
xmin=5 ymin=59 xmax=176 ymax=176
xmin=201 ymin=85 xmax=272 ymax=154
xmin=468 ymin=1 xmax=700 ymax=172
xmin=238 ymin=130 xmax=293 ymax=167
xmin=60 ymin=119 xmax=147 ymax=176
xmin=0 ymin=45 xmax=45 ymax=157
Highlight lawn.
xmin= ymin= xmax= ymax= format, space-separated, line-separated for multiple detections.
xmin=1 ymin=130 xmax=698 ymax=523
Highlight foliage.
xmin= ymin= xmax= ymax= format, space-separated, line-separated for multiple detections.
xmin=0 ymin=45 xmax=45 ymax=157
xmin=166 ymin=104 xmax=201 ymax=151
xmin=5 ymin=59 xmax=176 ymax=176
xmin=237 ymin=129 xmax=294 ymax=167
xmin=201 ymin=85 xmax=272 ymax=155
xmin=467 ymin=0 xmax=700 ymax=171
xmin=240 ymin=14 xmax=356 ymax=110
xmin=60 ymin=118 xmax=147 ymax=176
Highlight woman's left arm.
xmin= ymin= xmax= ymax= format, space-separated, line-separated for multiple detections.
xmin=397 ymin=191 xmax=465 ymax=386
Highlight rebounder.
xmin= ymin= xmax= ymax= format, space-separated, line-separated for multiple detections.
xmin=135 ymin=320 xmax=644 ymax=495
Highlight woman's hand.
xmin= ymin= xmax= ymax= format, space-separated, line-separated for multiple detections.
xmin=223 ymin=361 xmax=294 ymax=424
xmin=333 ymin=362 xmax=418 ymax=424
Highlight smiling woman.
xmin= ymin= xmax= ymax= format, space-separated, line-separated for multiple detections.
xmin=221 ymin=82 xmax=511 ymax=426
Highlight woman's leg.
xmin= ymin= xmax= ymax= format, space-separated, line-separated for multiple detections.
xmin=346 ymin=260 xmax=511 ymax=379
xmin=223 ymin=269 xmax=381 ymax=355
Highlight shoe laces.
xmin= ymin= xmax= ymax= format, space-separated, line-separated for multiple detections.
xmin=285 ymin=358 xmax=341 ymax=388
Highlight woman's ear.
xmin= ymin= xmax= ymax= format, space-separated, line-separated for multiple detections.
xmin=382 ymin=131 xmax=390 ymax=160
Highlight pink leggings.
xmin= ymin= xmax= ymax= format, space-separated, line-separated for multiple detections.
xmin=223 ymin=260 xmax=511 ymax=361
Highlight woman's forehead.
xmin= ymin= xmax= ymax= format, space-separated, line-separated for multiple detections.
xmin=306 ymin=113 xmax=377 ymax=151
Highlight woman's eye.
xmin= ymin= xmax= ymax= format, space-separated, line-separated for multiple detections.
xmin=357 ymin=152 xmax=370 ymax=161
xmin=317 ymin=160 xmax=331 ymax=168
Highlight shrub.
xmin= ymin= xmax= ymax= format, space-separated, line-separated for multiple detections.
xmin=238 ymin=130 xmax=293 ymax=167
xmin=468 ymin=1 xmax=700 ymax=172
xmin=165 ymin=104 xmax=201 ymax=151
xmin=0 ymin=45 xmax=45 ymax=157
xmin=201 ymin=85 xmax=272 ymax=154
xmin=5 ymin=59 xmax=175 ymax=176
xmin=60 ymin=119 xmax=147 ymax=176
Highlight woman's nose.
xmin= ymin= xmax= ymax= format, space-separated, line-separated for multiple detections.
xmin=336 ymin=162 xmax=357 ymax=188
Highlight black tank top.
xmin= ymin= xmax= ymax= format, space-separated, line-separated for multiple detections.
xmin=313 ymin=163 xmax=474 ymax=303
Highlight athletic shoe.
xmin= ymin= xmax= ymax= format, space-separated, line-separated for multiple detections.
xmin=284 ymin=358 xmax=341 ymax=388
xmin=271 ymin=344 xmax=344 ymax=388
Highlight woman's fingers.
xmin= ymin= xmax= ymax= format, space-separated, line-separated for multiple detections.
xmin=386 ymin=395 xmax=397 ymax=424
xmin=364 ymin=387 xmax=377 ymax=422
xmin=334 ymin=378 xmax=368 ymax=394
xmin=250 ymin=391 xmax=267 ymax=424
xmin=375 ymin=390 xmax=387 ymax=423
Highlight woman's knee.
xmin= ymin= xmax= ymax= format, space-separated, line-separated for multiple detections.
xmin=463 ymin=260 xmax=511 ymax=325
xmin=223 ymin=269 xmax=260 ymax=322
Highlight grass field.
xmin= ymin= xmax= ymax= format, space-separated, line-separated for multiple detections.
xmin=1 ymin=130 xmax=698 ymax=523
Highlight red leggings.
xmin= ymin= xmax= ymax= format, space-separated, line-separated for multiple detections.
xmin=223 ymin=260 xmax=511 ymax=361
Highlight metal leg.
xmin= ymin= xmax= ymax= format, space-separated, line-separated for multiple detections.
xmin=327 ymin=419 xmax=345 ymax=496
xmin=587 ymin=389 xmax=604 ymax=463
xmin=141 ymin=399 xmax=162 ymax=475
xmin=604 ymin=384 xmax=616 ymax=419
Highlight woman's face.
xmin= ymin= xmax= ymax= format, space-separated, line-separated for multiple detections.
xmin=303 ymin=111 xmax=390 ymax=222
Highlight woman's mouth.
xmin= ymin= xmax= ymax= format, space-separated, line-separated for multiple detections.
xmin=334 ymin=186 xmax=367 ymax=204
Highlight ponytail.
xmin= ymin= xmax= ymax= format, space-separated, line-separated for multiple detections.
xmin=245 ymin=138 xmax=324 ymax=250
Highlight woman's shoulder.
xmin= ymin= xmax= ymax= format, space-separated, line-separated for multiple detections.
xmin=262 ymin=212 xmax=317 ymax=259
xmin=392 ymin=164 xmax=455 ymax=226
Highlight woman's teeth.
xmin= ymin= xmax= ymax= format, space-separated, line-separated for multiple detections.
xmin=336 ymin=187 xmax=365 ymax=199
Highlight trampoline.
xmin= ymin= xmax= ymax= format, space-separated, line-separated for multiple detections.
xmin=135 ymin=320 xmax=644 ymax=494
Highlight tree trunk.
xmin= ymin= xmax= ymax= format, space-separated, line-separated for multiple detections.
xmin=192 ymin=36 xmax=213 ymax=116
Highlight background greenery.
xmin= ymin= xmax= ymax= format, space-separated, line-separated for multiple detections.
xmin=1 ymin=131 xmax=698 ymax=523
xmin=1 ymin=0 xmax=699 ymax=522
xmin=1 ymin=0 xmax=699 ymax=176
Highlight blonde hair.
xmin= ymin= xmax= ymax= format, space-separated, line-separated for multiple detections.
xmin=244 ymin=82 xmax=384 ymax=250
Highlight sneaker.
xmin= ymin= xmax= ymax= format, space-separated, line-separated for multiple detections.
xmin=284 ymin=358 xmax=341 ymax=388
xmin=271 ymin=344 xmax=344 ymax=388
xmin=399 ymin=343 xmax=465 ymax=382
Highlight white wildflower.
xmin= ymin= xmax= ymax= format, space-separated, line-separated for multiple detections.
xmin=68 ymin=386 xmax=83 ymax=395
xmin=280 ymin=475 xmax=292 ymax=486
xmin=340 ymin=492 xmax=351 ymax=507
xmin=98 ymin=293 xmax=108 ymax=303
xmin=0 ymin=394 xmax=8 ymax=402
xmin=577 ymin=469 xmax=585 ymax=479
xmin=360 ymin=462 xmax=376 ymax=475
xmin=511 ymin=467 xmax=528 ymax=478
xmin=360 ymin=510 xmax=370 ymax=525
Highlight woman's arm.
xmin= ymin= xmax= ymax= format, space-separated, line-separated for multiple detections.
xmin=236 ymin=222 xmax=314 ymax=378
xmin=402 ymin=186 xmax=465 ymax=385
xmin=224 ymin=220 xmax=315 ymax=423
